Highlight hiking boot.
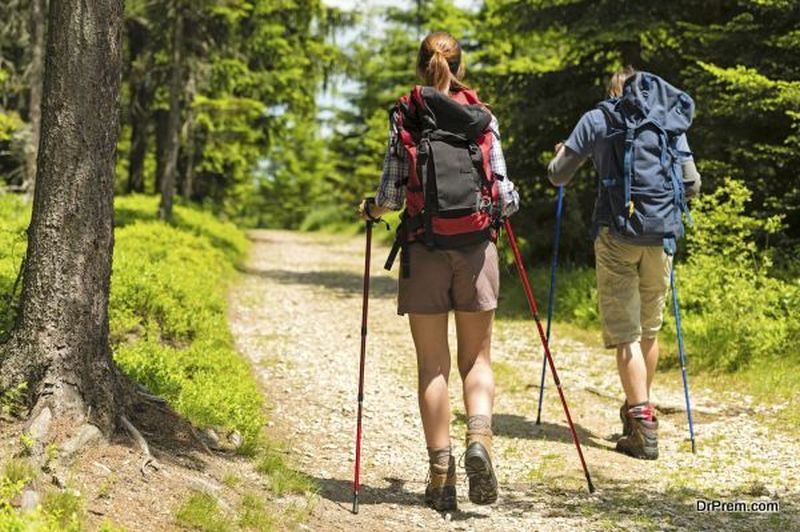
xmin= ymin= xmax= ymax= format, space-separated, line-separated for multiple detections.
xmin=425 ymin=455 xmax=457 ymax=512
xmin=620 ymin=401 xmax=632 ymax=436
xmin=616 ymin=415 xmax=659 ymax=460
xmin=464 ymin=432 xmax=498 ymax=505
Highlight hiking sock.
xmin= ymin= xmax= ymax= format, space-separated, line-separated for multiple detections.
xmin=427 ymin=446 xmax=452 ymax=470
xmin=466 ymin=415 xmax=493 ymax=455
xmin=466 ymin=415 xmax=492 ymax=434
xmin=627 ymin=402 xmax=655 ymax=422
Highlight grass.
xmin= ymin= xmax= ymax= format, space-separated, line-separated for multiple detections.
xmin=176 ymin=491 xmax=232 ymax=532
xmin=238 ymin=492 xmax=276 ymax=531
xmin=41 ymin=490 xmax=83 ymax=531
xmin=255 ymin=447 xmax=316 ymax=497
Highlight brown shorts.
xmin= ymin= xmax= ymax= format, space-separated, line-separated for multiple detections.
xmin=397 ymin=241 xmax=499 ymax=315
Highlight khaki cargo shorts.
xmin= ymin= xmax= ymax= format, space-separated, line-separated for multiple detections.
xmin=594 ymin=227 xmax=673 ymax=348
xmin=397 ymin=241 xmax=499 ymax=315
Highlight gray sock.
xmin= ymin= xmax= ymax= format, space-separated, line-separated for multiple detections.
xmin=427 ymin=446 xmax=451 ymax=470
xmin=467 ymin=415 xmax=492 ymax=435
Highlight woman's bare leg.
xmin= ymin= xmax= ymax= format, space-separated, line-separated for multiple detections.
xmin=409 ymin=313 xmax=451 ymax=449
xmin=455 ymin=310 xmax=495 ymax=419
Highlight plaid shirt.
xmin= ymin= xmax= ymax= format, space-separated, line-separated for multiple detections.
xmin=375 ymin=115 xmax=520 ymax=217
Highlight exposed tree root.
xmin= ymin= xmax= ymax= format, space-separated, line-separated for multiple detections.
xmin=120 ymin=415 xmax=159 ymax=476
xmin=135 ymin=384 xmax=167 ymax=404
xmin=188 ymin=424 xmax=214 ymax=456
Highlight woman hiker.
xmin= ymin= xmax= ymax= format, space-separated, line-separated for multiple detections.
xmin=547 ymin=67 xmax=701 ymax=460
xmin=358 ymin=31 xmax=519 ymax=511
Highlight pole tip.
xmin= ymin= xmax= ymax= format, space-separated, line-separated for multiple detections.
xmin=691 ymin=439 xmax=697 ymax=454
xmin=587 ymin=474 xmax=596 ymax=494
xmin=352 ymin=493 xmax=359 ymax=514
xmin=535 ymin=416 xmax=541 ymax=426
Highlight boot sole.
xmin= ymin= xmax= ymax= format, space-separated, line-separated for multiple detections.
xmin=615 ymin=442 xmax=659 ymax=460
xmin=425 ymin=485 xmax=457 ymax=512
xmin=464 ymin=443 xmax=498 ymax=505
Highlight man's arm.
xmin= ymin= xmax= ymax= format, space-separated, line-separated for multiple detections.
xmin=682 ymin=159 xmax=701 ymax=199
xmin=548 ymin=144 xmax=589 ymax=186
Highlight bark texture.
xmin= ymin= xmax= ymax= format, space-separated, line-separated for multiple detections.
xmin=0 ymin=0 xmax=125 ymax=434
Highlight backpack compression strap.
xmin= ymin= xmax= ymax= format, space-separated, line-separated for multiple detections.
xmin=622 ymin=127 xmax=635 ymax=217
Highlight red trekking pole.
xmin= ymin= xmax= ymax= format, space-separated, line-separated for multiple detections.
xmin=352 ymin=217 xmax=372 ymax=514
xmin=352 ymin=199 xmax=389 ymax=514
xmin=503 ymin=219 xmax=595 ymax=493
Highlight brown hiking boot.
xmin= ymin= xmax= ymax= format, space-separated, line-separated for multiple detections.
xmin=616 ymin=415 xmax=659 ymax=460
xmin=464 ymin=431 xmax=498 ymax=505
xmin=424 ymin=455 xmax=457 ymax=512
xmin=620 ymin=401 xmax=632 ymax=436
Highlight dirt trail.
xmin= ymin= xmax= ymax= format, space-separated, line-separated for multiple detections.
xmin=229 ymin=230 xmax=799 ymax=531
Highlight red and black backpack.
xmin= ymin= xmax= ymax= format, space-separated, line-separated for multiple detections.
xmin=384 ymin=86 xmax=500 ymax=277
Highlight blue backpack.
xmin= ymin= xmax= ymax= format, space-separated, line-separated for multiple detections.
xmin=595 ymin=72 xmax=695 ymax=249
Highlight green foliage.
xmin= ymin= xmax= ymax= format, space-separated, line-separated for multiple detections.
xmin=0 ymin=110 xmax=21 ymax=142
xmin=40 ymin=490 xmax=83 ymax=531
xmin=0 ymin=382 xmax=27 ymax=419
xmin=667 ymin=179 xmax=798 ymax=370
xmin=498 ymin=263 xmax=598 ymax=327
xmin=0 ymin=193 xmax=28 ymax=338
xmin=0 ymin=459 xmax=83 ymax=532
xmin=115 ymin=0 xmax=345 ymax=222
xmin=111 ymin=196 xmax=263 ymax=450
xmin=175 ymin=491 xmax=231 ymax=532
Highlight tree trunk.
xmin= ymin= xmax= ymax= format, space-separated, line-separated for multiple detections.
xmin=127 ymin=80 xmax=150 ymax=194
xmin=23 ymin=0 xmax=47 ymax=196
xmin=126 ymin=20 xmax=151 ymax=195
xmin=180 ymin=71 xmax=196 ymax=200
xmin=159 ymin=6 xmax=183 ymax=220
xmin=0 ymin=0 xmax=125 ymax=434
xmin=154 ymin=109 xmax=168 ymax=194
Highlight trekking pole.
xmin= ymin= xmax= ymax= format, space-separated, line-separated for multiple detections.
xmin=670 ymin=263 xmax=697 ymax=454
xmin=536 ymin=185 xmax=565 ymax=425
xmin=503 ymin=219 xmax=595 ymax=493
xmin=352 ymin=199 xmax=390 ymax=514
xmin=352 ymin=207 xmax=374 ymax=515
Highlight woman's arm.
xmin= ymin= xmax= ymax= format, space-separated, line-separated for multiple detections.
xmin=358 ymin=115 xmax=408 ymax=221
xmin=488 ymin=116 xmax=520 ymax=217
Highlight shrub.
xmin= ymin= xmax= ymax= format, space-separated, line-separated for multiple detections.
xmin=662 ymin=179 xmax=799 ymax=370
xmin=0 ymin=193 xmax=28 ymax=338
xmin=111 ymin=214 xmax=263 ymax=449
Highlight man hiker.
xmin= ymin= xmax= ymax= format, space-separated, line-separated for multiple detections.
xmin=546 ymin=67 xmax=701 ymax=460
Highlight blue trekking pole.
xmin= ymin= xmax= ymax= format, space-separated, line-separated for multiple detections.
xmin=670 ymin=263 xmax=697 ymax=453
xmin=535 ymin=185 xmax=565 ymax=425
